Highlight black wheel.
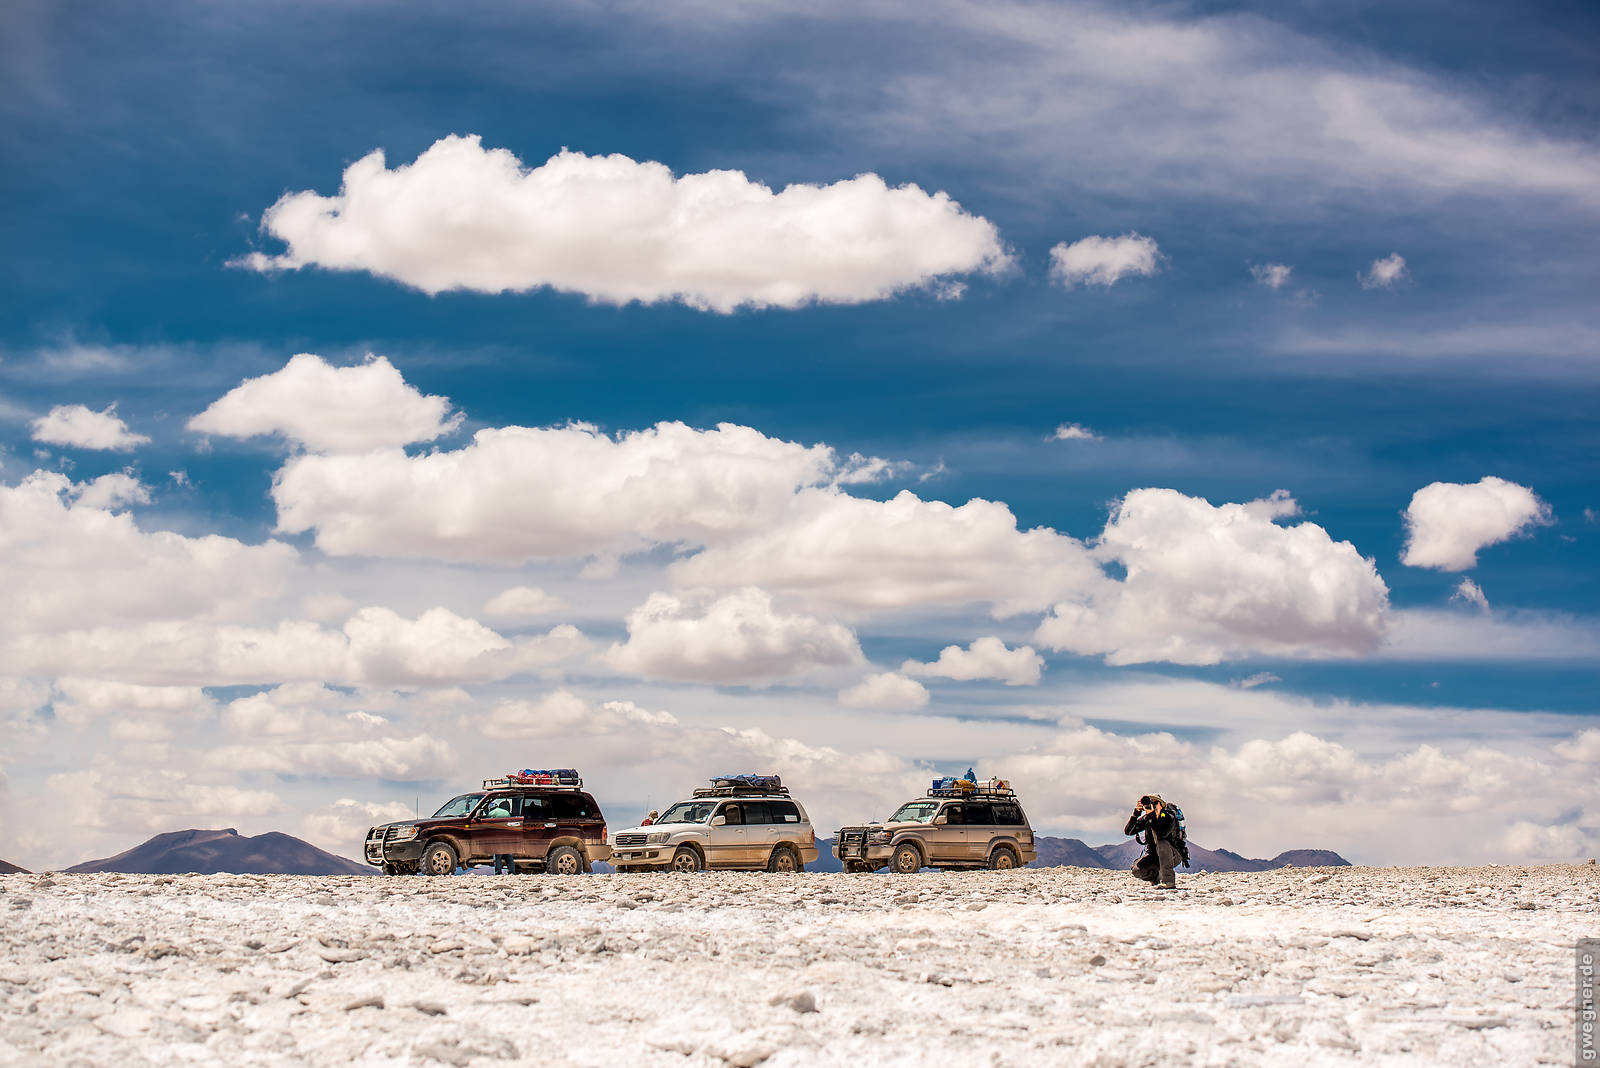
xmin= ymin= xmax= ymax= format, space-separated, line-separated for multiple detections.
xmin=382 ymin=862 xmax=399 ymax=876
xmin=421 ymin=841 xmax=457 ymax=877
xmin=546 ymin=845 xmax=584 ymax=876
xmin=989 ymin=846 xmax=1019 ymax=871
xmin=670 ymin=845 xmax=705 ymax=873
xmin=766 ymin=845 xmax=800 ymax=873
xmin=890 ymin=842 xmax=922 ymax=874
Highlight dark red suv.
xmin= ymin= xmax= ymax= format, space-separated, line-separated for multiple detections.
xmin=364 ymin=771 xmax=610 ymax=876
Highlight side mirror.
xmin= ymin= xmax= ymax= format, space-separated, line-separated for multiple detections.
xmin=710 ymin=815 xmax=726 ymax=826
xmin=933 ymin=814 xmax=947 ymax=825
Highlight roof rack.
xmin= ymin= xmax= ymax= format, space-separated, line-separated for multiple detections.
xmin=691 ymin=773 xmax=789 ymax=797
xmin=691 ymin=784 xmax=793 ymax=798
xmin=927 ymin=776 xmax=1016 ymax=799
xmin=483 ymin=768 xmax=584 ymax=791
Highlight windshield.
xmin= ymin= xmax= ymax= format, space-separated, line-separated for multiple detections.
xmin=431 ymin=793 xmax=484 ymax=819
xmin=888 ymin=800 xmax=941 ymax=824
xmin=654 ymin=800 xmax=718 ymax=825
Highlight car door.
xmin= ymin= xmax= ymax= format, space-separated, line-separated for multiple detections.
xmin=471 ymin=793 xmax=524 ymax=859
xmin=961 ymin=802 xmax=995 ymax=863
xmin=516 ymin=793 xmax=559 ymax=860
xmin=741 ymin=801 xmax=773 ymax=864
xmin=930 ymin=803 xmax=968 ymax=863
xmin=706 ymin=802 xmax=748 ymax=867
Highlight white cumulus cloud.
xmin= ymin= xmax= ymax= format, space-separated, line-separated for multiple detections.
xmin=838 ymin=671 xmax=930 ymax=710
xmin=273 ymin=420 xmax=881 ymax=563
xmin=479 ymin=690 xmax=680 ymax=741
xmin=1250 ymin=263 xmax=1293 ymax=289
xmin=30 ymin=404 xmax=149 ymax=451
xmin=1359 ymin=252 xmax=1409 ymax=289
xmin=482 ymin=586 xmax=569 ymax=620
xmin=1049 ymin=423 xmax=1101 ymax=442
xmin=189 ymin=353 xmax=460 ymax=452
xmin=0 ymin=471 xmax=295 ymax=637
xmin=1451 ymin=578 xmax=1490 ymax=613
xmin=901 ymin=636 xmax=1043 ymax=686
xmin=237 ymin=136 xmax=1011 ymax=312
xmin=1048 ymin=233 xmax=1162 ymax=288
xmin=1401 ymin=476 xmax=1552 ymax=571
xmin=1035 ymin=489 xmax=1390 ymax=665
xmin=606 ymin=587 xmax=863 ymax=684
xmin=673 ymin=489 xmax=1104 ymax=618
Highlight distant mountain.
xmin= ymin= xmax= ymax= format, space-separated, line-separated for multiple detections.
xmin=67 ymin=828 xmax=372 ymax=876
xmin=1092 ymin=839 xmax=1350 ymax=872
xmin=0 ymin=859 xmax=29 ymax=875
xmin=1028 ymin=837 xmax=1114 ymax=869
xmin=810 ymin=839 xmax=844 ymax=872
xmin=1269 ymin=849 xmax=1351 ymax=868
xmin=811 ymin=835 xmax=1347 ymax=873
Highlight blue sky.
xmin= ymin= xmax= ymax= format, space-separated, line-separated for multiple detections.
xmin=1 ymin=0 xmax=1597 ymax=868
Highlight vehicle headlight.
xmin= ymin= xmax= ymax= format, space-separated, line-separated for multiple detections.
xmin=392 ymin=825 xmax=419 ymax=842
xmin=868 ymin=831 xmax=891 ymax=845
xmin=647 ymin=832 xmax=671 ymax=845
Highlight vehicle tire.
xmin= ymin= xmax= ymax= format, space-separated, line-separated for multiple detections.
xmin=766 ymin=845 xmax=800 ymax=873
xmin=670 ymin=845 xmax=705 ymax=873
xmin=420 ymin=841 xmax=457 ymax=877
xmin=546 ymin=845 xmax=584 ymax=876
xmin=890 ymin=842 xmax=923 ymax=875
xmin=988 ymin=845 xmax=1019 ymax=871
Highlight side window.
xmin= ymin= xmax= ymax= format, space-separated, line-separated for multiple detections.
xmin=964 ymin=803 xmax=995 ymax=825
xmin=551 ymin=794 xmax=596 ymax=819
xmin=523 ymin=795 xmax=550 ymax=820
xmin=992 ymin=803 xmax=1022 ymax=826
xmin=742 ymin=801 xmax=771 ymax=825
xmin=942 ymin=804 xmax=962 ymax=825
xmin=481 ymin=794 xmax=519 ymax=819
xmin=719 ymin=803 xmax=744 ymax=825
xmin=769 ymin=800 xmax=801 ymax=823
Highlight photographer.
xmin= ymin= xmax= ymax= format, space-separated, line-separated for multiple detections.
xmin=1124 ymin=794 xmax=1187 ymax=890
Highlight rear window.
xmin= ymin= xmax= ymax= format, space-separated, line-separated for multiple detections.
xmin=548 ymin=793 xmax=599 ymax=820
xmin=768 ymin=800 xmax=801 ymax=823
xmin=992 ymin=803 xmax=1023 ymax=825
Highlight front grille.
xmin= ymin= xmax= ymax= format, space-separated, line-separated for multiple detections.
xmin=841 ymin=830 xmax=866 ymax=847
xmin=615 ymin=833 xmax=648 ymax=847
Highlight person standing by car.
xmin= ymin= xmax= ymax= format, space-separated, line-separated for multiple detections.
xmin=1124 ymin=794 xmax=1187 ymax=890
xmin=641 ymin=810 xmax=658 ymax=826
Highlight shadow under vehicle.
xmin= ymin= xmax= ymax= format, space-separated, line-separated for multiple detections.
xmin=835 ymin=777 xmax=1037 ymax=874
xmin=364 ymin=769 xmax=611 ymax=876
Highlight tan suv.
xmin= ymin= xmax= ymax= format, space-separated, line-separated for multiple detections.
xmin=835 ymin=778 xmax=1036 ymax=873
xmin=610 ymin=775 xmax=819 ymax=873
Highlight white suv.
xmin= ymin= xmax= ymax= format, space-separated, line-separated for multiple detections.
xmin=610 ymin=777 xmax=819 ymax=873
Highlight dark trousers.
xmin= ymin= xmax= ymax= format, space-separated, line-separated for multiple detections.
xmin=1131 ymin=837 xmax=1180 ymax=888
xmin=493 ymin=854 xmax=513 ymax=874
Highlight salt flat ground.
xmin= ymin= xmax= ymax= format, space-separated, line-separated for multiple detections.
xmin=1 ymin=866 xmax=1592 ymax=1066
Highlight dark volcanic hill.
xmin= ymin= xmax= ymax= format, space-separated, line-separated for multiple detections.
xmin=1269 ymin=849 xmax=1351 ymax=868
xmin=66 ymin=828 xmax=372 ymax=876
xmin=1027 ymin=837 xmax=1113 ymax=869
xmin=0 ymin=859 xmax=29 ymax=874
